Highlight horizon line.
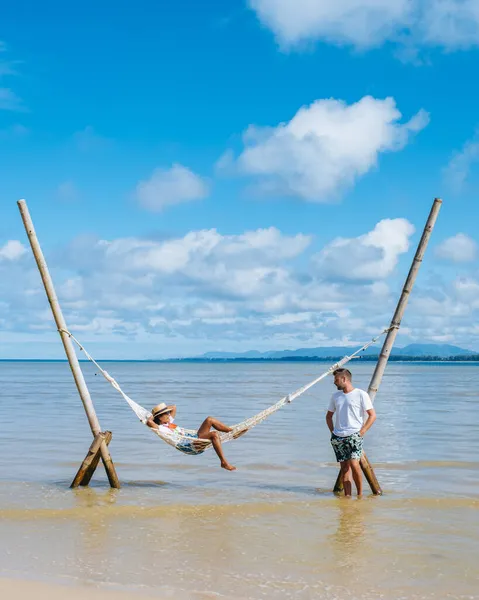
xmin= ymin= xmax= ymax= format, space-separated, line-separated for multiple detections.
xmin=1 ymin=354 xmax=479 ymax=363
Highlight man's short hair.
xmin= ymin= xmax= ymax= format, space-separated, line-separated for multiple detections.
xmin=333 ymin=368 xmax=352 ymax=380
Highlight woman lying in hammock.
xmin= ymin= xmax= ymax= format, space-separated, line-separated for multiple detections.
xmin=146 ymin=403 xmax=237 ymax=471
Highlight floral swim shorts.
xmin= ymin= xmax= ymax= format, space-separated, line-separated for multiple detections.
xmin=331 ymin=432 xmax=363 ymax=462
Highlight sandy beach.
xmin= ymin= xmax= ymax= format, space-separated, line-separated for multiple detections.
xmin=0 ymin=576 xmax=242 ymax=600
xmin=0 ymin=579 xmax=161 ymax=600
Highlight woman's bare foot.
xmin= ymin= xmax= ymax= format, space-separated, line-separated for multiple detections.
xmin=221 ymin=462 xmax=236 ymax=471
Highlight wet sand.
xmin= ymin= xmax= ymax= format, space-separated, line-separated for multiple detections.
xmin=0 ymin=578 xmax=161 ymax=600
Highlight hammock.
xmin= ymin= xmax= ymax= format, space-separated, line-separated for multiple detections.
xmin=61 ymin=327 xmax=390 ymax=456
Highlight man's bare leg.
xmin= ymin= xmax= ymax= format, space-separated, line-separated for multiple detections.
xmin=350 ymin=459 xmax=363 ymax=496
xmin=340 ymin=461 xmax=353 ymax=497
xmin=196 ymin=430 xmax=236 ymax=471
xmin=197 ymin=416 xmax=232 ymax=437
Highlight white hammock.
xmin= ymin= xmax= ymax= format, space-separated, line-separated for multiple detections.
xmin=61 ymin=328 xmax=390 ymax=456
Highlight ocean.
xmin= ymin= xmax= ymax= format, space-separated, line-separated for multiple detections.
xmin=0 ymin=360 xmax=478 ymax=599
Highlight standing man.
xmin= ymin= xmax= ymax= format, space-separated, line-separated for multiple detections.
xmin=326 ymin=368 xmax=376 ymax=497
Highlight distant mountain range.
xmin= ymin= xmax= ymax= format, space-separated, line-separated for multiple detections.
xmin=197 ymin=343 xmax=478 ymax=361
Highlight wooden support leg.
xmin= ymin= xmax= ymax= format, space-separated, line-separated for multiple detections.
xmin=332 ymin=451 xmax=382 ymax=495
xmin=360 ymin=452 xmax=382 ymax=495
xmin=84 ymin=432 xmax=114 ymax=487
xmin=71 ymin=431 xmax=117 ymax=488
xmin=333 ymin=469 xmax=344 ymax=494
xmin=99 ymin=437 xmax=120 ymax=489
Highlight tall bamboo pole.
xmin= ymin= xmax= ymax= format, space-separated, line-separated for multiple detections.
xmin=333 ymin=198 xmax=442 ymax=495
xmin=17 ymin=199 xmax=120 ymax=489
xmin=368 ymin=198 xmax=442 ymax=400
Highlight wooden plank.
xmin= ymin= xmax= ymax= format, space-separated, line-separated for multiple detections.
xmin=71 ymin=432 xmax=107 ymax=488
xmin=79 ymin=431 xmax=113 ymax=487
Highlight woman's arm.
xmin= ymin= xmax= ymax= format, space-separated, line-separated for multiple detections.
xmin=146 ymin=418 xmax=158 ymax=429
xmin=168 ymin=405 xmax=177 ymax=419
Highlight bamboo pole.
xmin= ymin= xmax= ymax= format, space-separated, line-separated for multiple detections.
xmin=368 ymin=198 xmax=442 ymax=401
xmin=333 ymin=198 xmax=442 ymax=495
xmin=17 ymin=199 xmax=120 ymax=489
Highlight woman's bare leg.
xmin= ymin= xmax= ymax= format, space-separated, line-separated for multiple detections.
xmin=197 ymin=431 xmax=236 ymax=471
xmin=197 ymin=416 xmax=232 ymax=438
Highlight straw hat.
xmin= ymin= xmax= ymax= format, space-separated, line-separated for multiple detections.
xmin=151 ymin=403 xmax=171 ymax=419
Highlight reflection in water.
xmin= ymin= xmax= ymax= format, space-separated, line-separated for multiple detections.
xmin=332 ymin=500 xmax=368 ymax=554
xmin=71 ymin=488 xmax=119 ymax=582
xmin=327 ymin=498 xmax=375 ymax=588
xmin=72 ymin=487 xmax=119 ymax=510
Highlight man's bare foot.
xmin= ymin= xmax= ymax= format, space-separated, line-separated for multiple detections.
xmin=221 ymin=462 xmax=236 ymax=471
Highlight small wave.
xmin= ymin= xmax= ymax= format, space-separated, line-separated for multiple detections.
xmin=1 ymin=494 xmax=478 ymax=522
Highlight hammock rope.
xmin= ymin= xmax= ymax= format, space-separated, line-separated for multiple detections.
xmin=60 ymin=327 xmax=391 ymax=456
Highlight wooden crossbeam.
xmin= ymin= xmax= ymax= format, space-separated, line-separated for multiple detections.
xmin=333 ymin=451 xmax=382 ymax=495
xmin=71 ymin=431 xmax=114 ymax=488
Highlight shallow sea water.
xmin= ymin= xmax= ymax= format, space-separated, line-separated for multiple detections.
xmin=0 ymin=361 xmax=478 ymax=599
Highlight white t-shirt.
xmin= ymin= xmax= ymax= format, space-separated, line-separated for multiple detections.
xmin=327 ymin=388 xmax=373 ymax=437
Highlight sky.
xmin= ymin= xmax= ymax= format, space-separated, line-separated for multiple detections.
xmin=1 ymin=0 xmax=479 ymax=359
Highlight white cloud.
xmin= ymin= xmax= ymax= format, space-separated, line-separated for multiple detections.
xmin=0 ymin=240 xmax=27 ymax=261
xmin=0 ymin=43 xmax=25 ymax=111
xmin=454 ymin=277 xmax=479 ymax=305
xmin=406 ymin=274 xmax=479 ymax=347
xmin=436 ymin=233 xmax=477 ymax=262
xmin=420 ymin=0 xmax=479 ymax=49
xmin=314 ymin=218 xmax=415 ymax=280
xmin=50 ymin=223 xmax=401 ymax=351
xmin=68 ymin=316 xmax=139 ymax=335
xmin=57 ymin=181 xmax=80 ymax=202
xmin=99 ymin=227 xmax=311 ymax=291
xmin=0 ymin=87 xmax=25 ymax=111
xmin=250 ymin=0 xmax=412 ymax=49
xmin=135 ymin=164 xmax=209 ymax=212
xmin=3 ymin=220 xmax=478 ymax=357
xmin=266 ymin=312 xmax=313 ymax=326
xmin=249 ymin=0 xmax=479 ymax=53
xmin=444 ymin=132 xmax=479 ymax=192
xmin=72 ymin=126 xmax=111 ymax=152
xmin=227 ymin=96 xmax=428 ymax=201
xmin=0 ymin=123 xmax=29 ymax=139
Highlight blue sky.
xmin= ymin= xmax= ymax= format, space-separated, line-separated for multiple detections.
xmin=1 ymin=0 xmax=479 ymax=359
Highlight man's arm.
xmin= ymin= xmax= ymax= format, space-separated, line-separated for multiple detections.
xmin=326 ymin=411 xmax=335 ymax=433
xmin=359 ymin=408 xmax=376 ymax=436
